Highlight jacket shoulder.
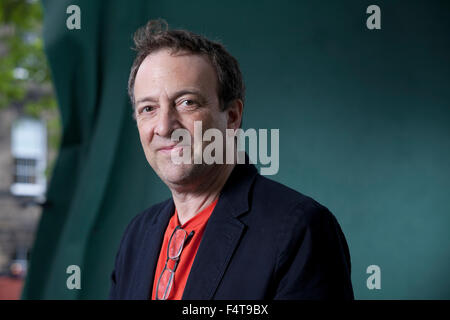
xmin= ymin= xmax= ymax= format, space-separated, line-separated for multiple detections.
xmin=120 ymin=198 xmax=172 ymax=242
xmin=252 ymin=174 xmax=329 ymax=216
xmin=112 ymin=198 xmax=171 ymax=265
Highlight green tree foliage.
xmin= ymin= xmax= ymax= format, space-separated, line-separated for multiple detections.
xmin=0 ymin=0 xmax=57 ymax=111
xmin=0 ymin=0 xmax=60 ymax=171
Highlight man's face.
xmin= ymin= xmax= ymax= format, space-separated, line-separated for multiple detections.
xmin=133 ymin=49 xmax=229 ymax=187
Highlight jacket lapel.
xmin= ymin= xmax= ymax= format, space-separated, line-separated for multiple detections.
xmin=130 ymin=199 xmax=174 ymax=299
xmin=182 ymin=162 xmax=258 ymax=299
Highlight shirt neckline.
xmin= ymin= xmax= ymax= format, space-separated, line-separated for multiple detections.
xmin=174 ymin=198 xmax=219 ymax=230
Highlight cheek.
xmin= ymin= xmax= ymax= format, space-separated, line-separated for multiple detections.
xmin=196 ymin=110 xmax=223 ymax=128
xmin=137 ymin=120 xmax=155 ymax=149
xmin=205 ymin=113 xmax=228 ymax=132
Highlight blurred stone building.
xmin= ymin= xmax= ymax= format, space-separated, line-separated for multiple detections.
xmin=0 ymin=107 xmax=43 ymax=275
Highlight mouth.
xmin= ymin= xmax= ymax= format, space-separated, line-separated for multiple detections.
xmin=158 ymin=145 xmax=177 ymax=151
xmin=157 ymin=144 xmax=185 ymax=153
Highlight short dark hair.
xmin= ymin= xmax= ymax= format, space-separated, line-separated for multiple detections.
xmin=128 ymin=18 xmax=245 ymax=112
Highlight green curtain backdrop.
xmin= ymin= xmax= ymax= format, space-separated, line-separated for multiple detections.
xmin=22 ymin=0 xmax=450 ymax=299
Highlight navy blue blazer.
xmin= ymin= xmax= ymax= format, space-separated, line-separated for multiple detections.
xmin=109 ymin=161 xmax=354 ymax=300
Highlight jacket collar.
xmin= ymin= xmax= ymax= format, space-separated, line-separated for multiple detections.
xmin=216 ymin=158 xmax=258 ymax=218
xmin=182 ymin=158 xmax=258 ymax=299
xmin=133 ymin=157 xmax=259 ymax=300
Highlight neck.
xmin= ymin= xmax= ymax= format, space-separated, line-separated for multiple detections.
xmin=170 ymin=164 xmax=235 ymax=225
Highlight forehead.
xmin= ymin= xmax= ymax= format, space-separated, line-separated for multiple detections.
xmin=134 ymin=49 xmax=218 ymax=101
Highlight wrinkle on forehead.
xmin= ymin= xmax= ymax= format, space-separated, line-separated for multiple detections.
xmin=134 ymin=49 xmax=219 ymax=104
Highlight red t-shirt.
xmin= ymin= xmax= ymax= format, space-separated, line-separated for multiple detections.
xmin=151 ymin=198 xmax=218 ymax=300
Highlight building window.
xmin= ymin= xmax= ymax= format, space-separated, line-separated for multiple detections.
xmin=13 ymin=158 xmax=37 ymax=184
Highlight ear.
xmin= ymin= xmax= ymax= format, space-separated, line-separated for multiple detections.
xmin=226 ymin=99 xmax=243 ymax=130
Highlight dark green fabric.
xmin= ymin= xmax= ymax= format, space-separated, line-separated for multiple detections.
xmin=23 ymin=0 xmax=450 ymax=299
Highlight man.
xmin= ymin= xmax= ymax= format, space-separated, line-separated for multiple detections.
xmin=109 ymin=19 xmax=354 ymax=300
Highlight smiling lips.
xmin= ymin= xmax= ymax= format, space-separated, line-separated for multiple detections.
xmin=158 ymin=144 xmax=177 ymax=151
xmin=157 ymin=144 xmax=184 ymax=153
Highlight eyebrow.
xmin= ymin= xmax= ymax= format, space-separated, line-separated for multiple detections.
xmin=135 ymin=89 xmax=204 ymax=105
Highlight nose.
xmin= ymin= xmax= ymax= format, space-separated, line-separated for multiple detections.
xmin=154 ymin=103 xmax=179 ymax=138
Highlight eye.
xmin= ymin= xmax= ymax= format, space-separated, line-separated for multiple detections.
xmin=141 ymin=106 xmax=155 ymax=113
xmin=180 ymin=99 xmax=197 ymax=108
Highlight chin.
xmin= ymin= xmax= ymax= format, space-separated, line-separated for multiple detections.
xmin=158 ymin=161 xmax=198 ymax=186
